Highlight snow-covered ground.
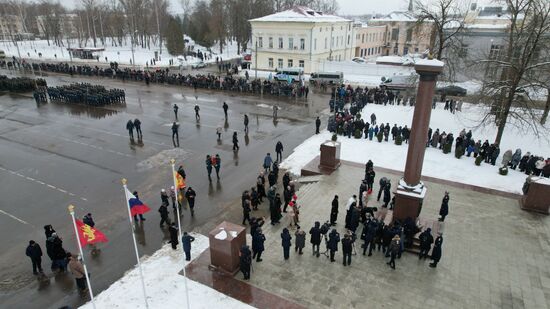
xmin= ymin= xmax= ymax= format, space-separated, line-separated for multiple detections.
xmin=1 ymin=36 xmax=242 ymax=68
xmin=281 ymin=103 xmax=549 ymax=194
xmin=79 ymin=234 xmax=252 ymax=309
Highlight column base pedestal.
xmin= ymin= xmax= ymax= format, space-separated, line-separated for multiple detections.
xmin=393 ymin=179 xmax=426 ymax=222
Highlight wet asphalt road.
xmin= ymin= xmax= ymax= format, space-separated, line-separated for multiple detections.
xmin=0 ymin=69 xmax=325 ymax=308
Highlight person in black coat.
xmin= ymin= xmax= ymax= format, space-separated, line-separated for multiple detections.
xmin=281 ymin=228 xmax=292 ymax=260
xmin=358 ymin=180 xmax=368 ymax=207
xmin=383 ymin=182 xmax=391 ymax=208
xmin=268 ymin=170 xmax=277 ymax=187
xmin=185 ymin=187 xmax=197 ymax=216
xmin=361 ymin=219 xmax=376 ymax=256
xmin=377 ymin=177 xmax=387 ymax=201
xmin=275 ymin=141 xmax=284 ymax=162
xmin=309 ymin=222 xmax=322 ymax=257
xmin=270 ymin=193 xmax=281 ymax=224
xmin=159 ymin=203 xmax=169 ymax=227
xmin=44 ymin=225 xmax=56 ymax=239
xmin=418 ymin=228 xmax=434 ymax=260
xmin=82 ymin=213 xmax=95 ymax=227
xmin=126 ymin=119 xmax=134 ymax=139
xmin=239 ymin=245 xmax=252 ymax=280
xmin=349 ymin=206 xmax=360 ymax=233
xmin=181 ymin=232 xmax=195 ymax=261
xmin=168 ymin=222 xmax=179 ymax=249
xmin=46 ymin=233 xmax=67 ymax=272
xmin=330 ymin=195 xmax=339 ymax=226
xmin=429 ymin=235 xmax=443 ymax=268
xmin=327 ymin=229 xmax=340 ymax=262
xmin=283 ymin=186 xmax=292 ymax=213
xmin=134 ymin=118 xmax=142 ymax=139
xmin=439 ymin=192 xmax=450 ymax=222
xmin=315 ymin=117 xmax=321 ymax=134
xmin=252 ymin=229 xmax=266 ymax=262
xmin=365 ymin=168 xmax=375 ymax=192
xmin=232 ymin=132 xmax=239 ymax=151
xmin=26 ymin=240 xmax=43 ymax=275
xmin=282 ymin=172 xmax=291 ymax=189
xmin=341 ymin=233 xmax=354 ymax=266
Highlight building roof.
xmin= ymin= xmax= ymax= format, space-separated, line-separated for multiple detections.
xmin=371 ymin=11 xmax=417 ymax=22
xmin=249 ymin=6 xmax=350 ymax=23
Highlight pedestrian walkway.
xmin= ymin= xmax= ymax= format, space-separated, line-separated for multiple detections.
xmin=215 ymin=163 xmax=550 ymax=308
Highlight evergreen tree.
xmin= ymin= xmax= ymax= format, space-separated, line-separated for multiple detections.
xmin=165 ymin=17 xmax=184 ymax=56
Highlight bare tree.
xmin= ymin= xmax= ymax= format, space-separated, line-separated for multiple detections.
xmin=415 ymin=0 xmax=468 ymax=60
xmin=475 ymin=0 xmax=550 ymax=144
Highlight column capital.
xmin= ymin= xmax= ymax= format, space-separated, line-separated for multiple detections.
xmin=415 ymin=59 xmax=445 ymax=78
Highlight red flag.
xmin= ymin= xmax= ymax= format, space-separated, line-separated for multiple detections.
xmin=75 ymin=219 xmax=108 ymax=247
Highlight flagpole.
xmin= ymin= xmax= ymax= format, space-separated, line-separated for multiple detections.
xmin=171 ymin=159 xmax=191 ymax=309
xmin=122 ymin=179 xmax=150 ymax=309
xmin=68 ymin=205 xmax=96 ymax=309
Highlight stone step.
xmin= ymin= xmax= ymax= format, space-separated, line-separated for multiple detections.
xmin=296 ymin=175 xmax=324 ymax=184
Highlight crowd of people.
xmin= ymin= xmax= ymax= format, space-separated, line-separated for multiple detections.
xmin=1 ymin=60 xmax=310 ymax=99
xmin=25 ymin=221 xmax=96 ymax=293
xmin=325 ymin=91 xmax=549 ymax=177
xmin=46 ymin=83 xmax=126 ymax=106
xmin=237 ymin=156 xmax=447 ymax=279
xmin=0 ymin=75 xmax=47 ymax=93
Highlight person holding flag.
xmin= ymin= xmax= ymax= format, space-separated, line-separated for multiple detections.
xmin=121 ymin=180 xmax=151 ymax=308
xmin=175 ymin=169 xmax=186 ymax=206
xmin=126 ymin=190 xmax=150 ymax=222
xmin=68 ymin=205 xmax=109 ymax=306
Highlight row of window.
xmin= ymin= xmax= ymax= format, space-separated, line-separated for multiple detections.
xmin=356 ymin=32 xmax=385 ymax=44
xmin=257 ymin=35 xmax=351 ymax=51
xmin=388 ymin=28 xmax=414 ymax=42
xmin=359 ymin=46 xmax=382 ymax=57
xmin=268 ymin=58 xmax=305 ymax=69
xmin=258 ymin=37 xmax=306 ymax=50
xmin=392 ymin=46 xmax=419 ymax=55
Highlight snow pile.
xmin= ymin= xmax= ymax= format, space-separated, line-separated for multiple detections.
xmin=281 ymin=103 xmax=549 ymax=194
xmin=3 ymin=37 xmax=242 ymax=67
xmin=79 ymin=234 xmax=253 ymax=309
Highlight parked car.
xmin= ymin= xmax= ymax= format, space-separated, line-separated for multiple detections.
xmin=192 ymin=61 xmax=207 ymax=69
xmin=436 ymin=85 xmax=467 ymax=97
xmin=0 ymin=50 xmax=5 ymax=59
xmin=352 ymin=57 xmax=366 ymax=64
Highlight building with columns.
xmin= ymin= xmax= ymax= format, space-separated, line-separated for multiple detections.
xmin=249 ymin=6 xmax=354 ymax=74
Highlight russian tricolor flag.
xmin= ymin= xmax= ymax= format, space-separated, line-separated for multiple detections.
xmin=125 ymin=188 xmax=151 ymax=216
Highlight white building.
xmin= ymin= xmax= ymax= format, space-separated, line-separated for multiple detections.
xmin=249 ymin=6 xmax=354 ymax=74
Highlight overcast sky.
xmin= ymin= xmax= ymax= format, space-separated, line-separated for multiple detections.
xmin=60 ymin=0 xmax=496 ymax=16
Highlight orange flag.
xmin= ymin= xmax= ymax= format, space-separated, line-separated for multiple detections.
xmin=175 ymin=172 xmax=186 ymax=189
xmin=76 ymin=219 xmax=108 ymax=247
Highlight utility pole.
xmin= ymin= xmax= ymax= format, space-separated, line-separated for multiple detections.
xmin=255 ymin=38 xmax=258 ymax=79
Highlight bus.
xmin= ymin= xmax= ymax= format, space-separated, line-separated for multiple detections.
xmin=309 ymin=71 xmax=344 ymax=85
xmin=274 ymin=67 xmax=304 ymax=82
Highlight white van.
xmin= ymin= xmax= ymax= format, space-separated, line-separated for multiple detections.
xmin=310 ymin=72 xmax=344 ymax=85
xmin=274 ymin=67 xmax=304 ymax=82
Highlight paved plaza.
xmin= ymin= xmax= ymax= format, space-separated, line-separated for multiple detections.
xmin=210 ymin=163 xmax=550 ymax=309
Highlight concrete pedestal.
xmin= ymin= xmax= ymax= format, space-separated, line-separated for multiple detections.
xmin=208 ymin=221 xmax=246 ymax=274
xmin=393 ymin=179 xmax=426 ymax=222
xmin=319 ymin=140 xmax=341 ymax=170
xmin=521 ymin=176 xmax=550 ymax=214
